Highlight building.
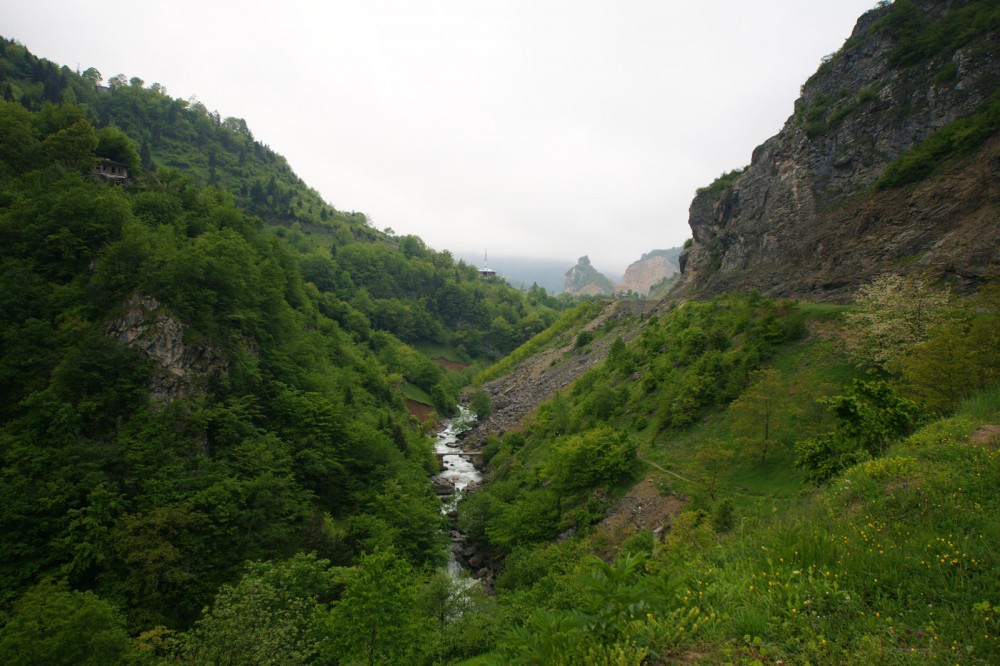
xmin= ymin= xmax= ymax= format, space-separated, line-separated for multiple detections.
xmin=92 ymin=158 xmax=129 ymax=185
xmin=478 ymin=249 xmax=496 ymax=279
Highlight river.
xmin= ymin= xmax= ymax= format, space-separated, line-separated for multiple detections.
xmin=433 ymin=406 xmax=482 ymax=577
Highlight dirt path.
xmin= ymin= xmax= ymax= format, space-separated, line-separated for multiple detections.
xmin=637 ymin=449 xmax=697 ymax=484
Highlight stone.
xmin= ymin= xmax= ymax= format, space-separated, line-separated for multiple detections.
xmin=433 ymin=477 xmax=455 ymax=495
xmin=673 ymin=0 xmax=1000 ymax=302
xmin=107 ymin=293 xmax=227 ymax=403
xmin=616 ymin=250 xmax=680 ymax=295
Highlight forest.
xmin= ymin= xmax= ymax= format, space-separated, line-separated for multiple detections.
xmin=1 ymin=3 xmax=1000 ymax=662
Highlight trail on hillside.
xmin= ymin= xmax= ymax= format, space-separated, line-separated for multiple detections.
xmin=636 ymin=449 xmax=696 ymax=484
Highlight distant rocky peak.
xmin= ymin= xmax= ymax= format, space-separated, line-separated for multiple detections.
xmin=617 ymin=249 xmax=680 ymax=296
xmin=564 ymin=256 xmax=614 ymax=296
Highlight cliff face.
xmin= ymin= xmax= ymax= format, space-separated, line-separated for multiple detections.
xmin=108 ymin=294 xmax=227 ymax=403
xmin=617 ymin=249 xmax=681 ymax=295
xmin=675 ymin=0 xmax=1000 ymax=301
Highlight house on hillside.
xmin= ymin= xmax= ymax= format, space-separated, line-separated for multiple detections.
xmin=92 ymin=158 xmax=129 ymax=185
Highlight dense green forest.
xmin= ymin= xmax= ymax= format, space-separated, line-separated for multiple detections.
xmin=0 ymin=38 xmax=570 ymax=664
xmin=2 ymin=4 xmax=1000 ymax=662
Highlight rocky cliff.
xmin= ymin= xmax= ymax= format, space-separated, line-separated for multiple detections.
xmin=616 ymin=248 xmax=681 ymax=295
xmin=563 ymin=255 xmax=615 ymax=296
xmin=674 ymin=0 xmax=1000 ymax=301
xmin=108 ymin=294 xmax=227 ymax=403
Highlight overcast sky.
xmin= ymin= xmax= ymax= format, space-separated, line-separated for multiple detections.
xmin=7 ymin=1 xmax=877 ymax=274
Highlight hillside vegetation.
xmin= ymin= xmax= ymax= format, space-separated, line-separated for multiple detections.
xmin=1 ymin=3 xmax=999 ymax=663
xmin=0 ymin=38 xmax=574 ymax=664
xmin=450 ymin=284 xmax=998 ymax=664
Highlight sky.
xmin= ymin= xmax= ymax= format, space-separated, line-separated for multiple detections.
xmin=7 ymin=0 xmax=878 ymax=275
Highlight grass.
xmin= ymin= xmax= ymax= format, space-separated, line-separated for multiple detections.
xmin=637 ymin=323 xmax=860 ymax=507
xmin=875 ymin=91 xmax=1000 ymax=190
xmin=472 ymin=301 xmax=603 ymax=385
xmin=662 ymin=388 xmax=1000 ymax=663
xmin=413 ymin=341 xmax=470 ymax=365
xmin=401 ymin=381 xmax=433 ymax=405
xmin=453 ymin=294 xmax=1000 ymax=663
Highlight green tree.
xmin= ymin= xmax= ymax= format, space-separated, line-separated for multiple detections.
xmin=41 ymin=118 xmax=97 ymax=171
xmin=179 ymin=554 xmax=334 ymax=666
xmin=728 ymin=368 xmax=795 ymax=463
xmin=323 ymin=550 xmax=432 ymax=665
xmin=795 ymin=380 xmax=925 ymax=484
xmin=895 ymin=284 xmax=1000 ymax=412
xmin=694 ymin=438 xmax=735 ymax=501
xmin=95 ymin=126 xmax=140 ymax=173
xmin=0 ymin=580 xmax=135 ymax=666
xmin=544 ymin=426 xmax=637 ymax=493
xmin=470 ymin=389 xmax=492 ymax=419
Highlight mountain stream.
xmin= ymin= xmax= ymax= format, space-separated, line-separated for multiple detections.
xmin=433 ymin=407 xmax=483 ymax=578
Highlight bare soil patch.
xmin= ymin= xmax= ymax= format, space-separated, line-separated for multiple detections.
xmin=592 ymin=475 xmax=686 ymax=559
xmin=970 ymin=424 xmax=1000 ymax=448
xmin=433 ymin=357 xmax=469 ymax=371
xmin=405 ymin=399 xmax=436 ymax=423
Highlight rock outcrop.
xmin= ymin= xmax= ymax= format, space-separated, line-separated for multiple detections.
xmin=563 ymin=255 xmax=615 ymax=296
xmin=107 ymin=294 xmax=227 ymax=403
xmin=616 ymin=248 xmax=681 ymax=295
xmin=674 ymin=0 xmax=1000 ymax=302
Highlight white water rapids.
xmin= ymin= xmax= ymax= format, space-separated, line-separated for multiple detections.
xmin=433 ymin=406 xmax=482 ymax=577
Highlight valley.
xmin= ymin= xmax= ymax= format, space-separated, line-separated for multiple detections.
xmin=0 ymin=1 xmax=998 ymax=664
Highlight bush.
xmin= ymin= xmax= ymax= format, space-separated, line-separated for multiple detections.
xmin=544 ymin=427 xmax=637 ymax=493
xmin=875 ymin=93 xmax=1000 ymax=189
xmin=469 ymin=389 xmax=492 ymax=419
xmin=712 ymin=498 xmax=736 ymax=533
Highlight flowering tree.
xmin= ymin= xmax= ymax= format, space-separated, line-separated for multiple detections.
xmin=843 ymin=273 xmax=951 ymax=372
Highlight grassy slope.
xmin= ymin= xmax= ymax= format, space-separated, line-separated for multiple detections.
xmin=675 ymin=387 xmax=1000 ymax=664
xmin=459 ymin=298 xmax=999 ymax=664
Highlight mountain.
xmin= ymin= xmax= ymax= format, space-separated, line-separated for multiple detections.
xmin=2 ymin=5 xmax=999 ymax=663
xmin=0 ymin=35 xmax=570 ymax=641
xmin=674 ymin=0 xmax=1000 ymax=302
xmin=562 ymin=255 xmax=615 ymax=296
xmin=616 ymin=247 xmax=682 ymax=295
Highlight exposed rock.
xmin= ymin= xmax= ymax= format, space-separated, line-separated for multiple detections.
xmin=591 ymin=476 xmax=686 ymax=561
xmin=461 ymin=299 xmax=658 ymax=450
xmin=970 ymin=424 xmax=1000 ymax=448
xmin=674 ymin=0 xmax=1000 ymax=302
xmin=616 ymin=248 xmax=681 ymax=295
xmin=433 ymin=476 xmax=456 ymax=495
xmin=563 ymin=255 xmax=615 ymax=296
xmin=107 ymin=294 xmax=226 ymax=403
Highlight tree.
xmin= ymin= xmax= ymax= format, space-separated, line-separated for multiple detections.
xmin=544 ymin=426 xmax=637 ymax=493
xmin=179 ymin=554 xmax=334 ymax=666
xmin=694 ymin=438 xmax=735 ymax=500
xmin=81 ymin=67 xmax=102 ymax=87
xmin=795 ymin=380 xmax=925 ymax=484
xmin=323 ymin=550 xmax=432 ymax=665
xmin=895 ymin=283 xmax=1000 ymax=412
xmin=844 ymin=273 xmax=951 ymax=371
xmin=607 ymin=335 xmax=635 ymax=375
xmin=469 ymin=389 xmax=492 ymax=419
xmin=96 ymin=126 xmax=140 ymax=173
xmin=0 ymin=580 xmax=135 ymax=666
xmin=729 ymin=368 xmax=797 ymax=463
xmin=41 ymin=118 xmax=97 ymax=171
